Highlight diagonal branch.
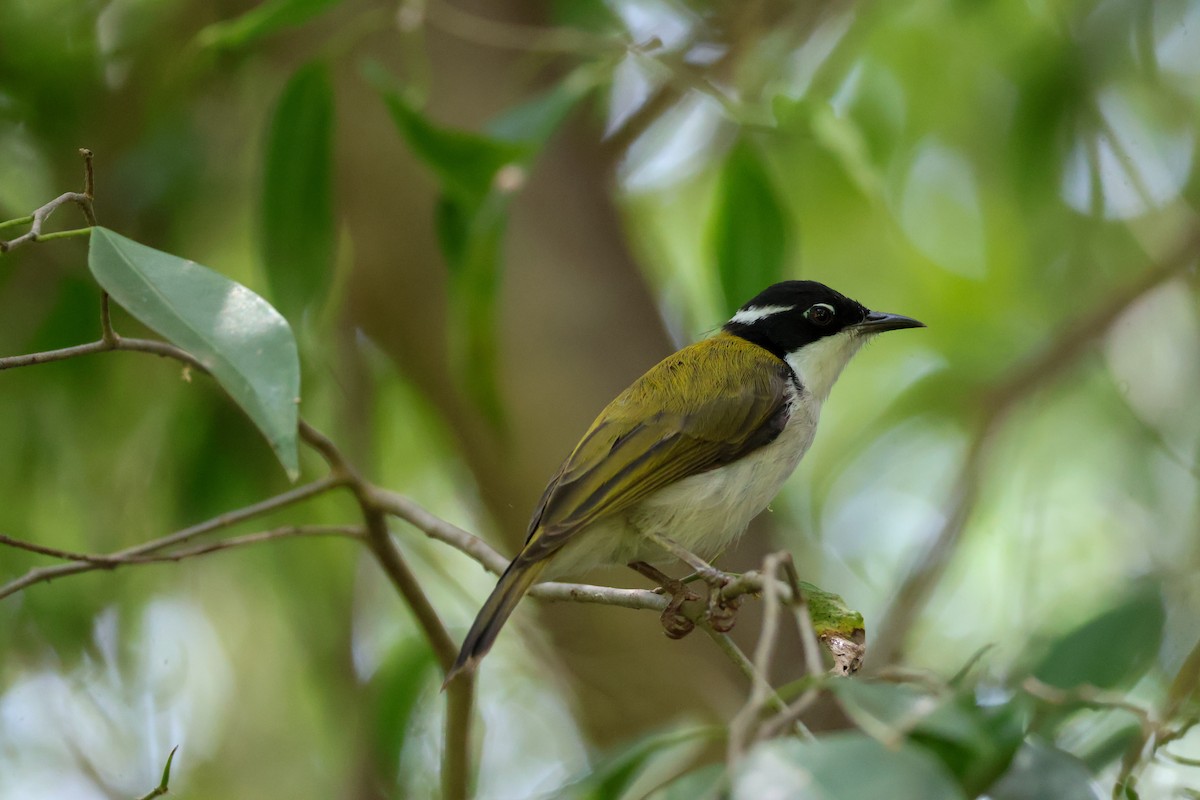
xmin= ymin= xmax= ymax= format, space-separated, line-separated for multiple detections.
xmin=1 ymin=524 xmax=362 ymax=571
xmin=0 ymin=477 xmax=343 ymax=601
xmin=871 ymin=224 xmax=1200 ymax=668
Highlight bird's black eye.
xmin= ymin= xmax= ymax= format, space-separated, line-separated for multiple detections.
xmin=805 ymin=303 xmax=835 ymax=326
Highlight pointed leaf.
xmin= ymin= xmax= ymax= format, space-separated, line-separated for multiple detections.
xmin=196 ymin=0 xmax=344 ymax=51
xmin=375 ymin=76 xmax=524 ymax=206
xmin=485 ymin=66 xmax=598 ymax=146
xmin=559 ymin=726 xmax=719 ymax=800
xmin=649 ymin=764 xmax=725 ymax=800
xmin=1031 ymin=584 xmax=1164 ymax=690
xmin=734 ymin=733 xmax=966 ymax=800
xmin=88 ymin=227 xmax=300 ymax=479
xmin=261 ymin=61 xmax=336 ymax=322
xmin=989 ymin=740 xmax=1103 ymax=800
xmin=158 ymin=745 xmax=178 ymax=789
xmin=711 ymin=138 xmax=790 ymax=317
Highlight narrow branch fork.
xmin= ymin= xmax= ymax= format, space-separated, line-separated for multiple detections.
xmin=0 ymin=149 xmax=95 ymax=253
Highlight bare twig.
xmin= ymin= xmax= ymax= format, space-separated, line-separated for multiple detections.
xmin=0 ymin=477 xmax=343 ymax=600
xmin=0 ymin=335 xmax=207 ymax=372
xmin=728 ymin=553 xmax=790 ymax=762
xmin=127 ymin=524 xmax=365 ymax=562
xmin=752 ymin=558 xmax=829 ymax=741
xmin=372 ymin=487 xmax=508 ymax=575
xmin=0 ymin=533 xmax=121 ymax=565
xmin=1 ymin=524 xmax=362 ymax=572
xmin=0 ymin=149 xmax=95 ymax=252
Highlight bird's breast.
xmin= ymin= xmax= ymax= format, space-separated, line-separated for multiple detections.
xmin=629 ymin=390 xmax=819 ymax=559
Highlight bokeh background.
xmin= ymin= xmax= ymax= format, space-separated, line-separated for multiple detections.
xmin=1 ymin=0 xmax=1199 ymax=797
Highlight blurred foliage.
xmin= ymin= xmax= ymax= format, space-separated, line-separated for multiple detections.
xmin=2 ymin=0 xmax=1200 ymax=798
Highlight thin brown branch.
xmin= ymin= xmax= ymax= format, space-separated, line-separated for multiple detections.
xmin=0 ymin=339 xmax=108 ymax=370
xmin=80 ymin=148 xmax=95 ymax=207
xmin=127 ymin=524 xmax=365 ymax=562
xmin=0 ymin=477 xmax=342 ymax=600
xmin=372 ymin=487 xmax=509 ymax=575
xmin=0 ymin=336 xmax=207 ymax=372
xmin=0 ymin=533 xmax=120 ymax=565
xmin=1 ymin=525 xmax=362 ymax=572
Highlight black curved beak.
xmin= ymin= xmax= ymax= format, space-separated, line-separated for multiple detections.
xmin=856 ymin=311 xmax=925 ymax=333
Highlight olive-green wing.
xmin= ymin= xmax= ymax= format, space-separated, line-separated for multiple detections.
xmin=518 ymin=335 xmax=792 ymax=562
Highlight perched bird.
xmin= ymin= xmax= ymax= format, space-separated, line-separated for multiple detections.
xmin=446 ymin=280 xmax=922 ymax=682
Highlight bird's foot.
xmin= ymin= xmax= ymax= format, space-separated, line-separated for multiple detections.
xmin=660 ymin=580 xmax=699 ymax=639
xmin=629 ymin=561 xmax=699 ymax=639
xmin=706 ymin=590 xmax=742 ymax=633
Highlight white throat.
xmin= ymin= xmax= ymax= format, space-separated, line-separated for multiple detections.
xmin=784 ymin=330 xmax=867 ymax=404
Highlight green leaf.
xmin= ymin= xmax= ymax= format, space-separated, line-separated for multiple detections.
xmin=373 ymin=65 xmax=594 ymax=428
xmin=1166 ymin=632 xmax=1200 ymax=718
xmin=485 ymin=66 xmax=598 ymax=147
xmin=261 ymin=61 xmax=336 ymax=323
xmin=711 ymin=137 xmax=790 ymax=317
xmin=435 ymin=194 xmax=508 ymax=427
xmin=1031 ymin=584 xmax=1164 ymax=690
xmin=830 ymin=681 xmax=1025 ymax=796
xmin=733 ymin=733 xmax=966 ymax=800
xmin=158 ymin=745 xmax=178 ymax=789
xmin=372 ymin=641 xmax=437 ymax=784
xmin=135 ymin=745 xmax=179 ymax=800
xmin=558 ymin=726 xmax=719 ymax=800
xmin=196 ymin=0 xmax=344 ymax=51
xmin=648 ymin=763 xmax=725 ymax=800
xmin=988 ymin=740 xmax=1103 ymax=800
xmin=799 ymin=580 xmax=865 ymax=640
xmin=830 ymin=680 xmax=942 ymax=743
xmin=374 ymin=76 xmax=524 ymax=207
xmin=88 ymin=227 xmax=301 ymax=479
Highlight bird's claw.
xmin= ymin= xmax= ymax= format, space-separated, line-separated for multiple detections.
xmin=706 ymin=590 xmax=742 ymax=633
xmin=659 ymin=579 xmax=700 ymax=639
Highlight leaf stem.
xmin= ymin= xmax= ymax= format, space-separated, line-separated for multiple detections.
xmin=0 ymin=215 xmax=33 ymax=231
xmin=35 ymin=226 xmax=92 ymax=242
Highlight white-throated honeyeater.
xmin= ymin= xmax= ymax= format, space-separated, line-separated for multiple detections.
xmin=446 ymin=280 xmax=923 ymax=683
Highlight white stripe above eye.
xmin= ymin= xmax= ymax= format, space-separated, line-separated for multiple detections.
xmin=729 ymin=304 xmax=795 ymax=325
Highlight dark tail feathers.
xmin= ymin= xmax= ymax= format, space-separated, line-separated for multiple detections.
xmin=443 ymin=558 xmax=546 ymax=687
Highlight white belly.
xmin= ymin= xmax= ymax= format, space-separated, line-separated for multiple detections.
xmin=544 ymin=394 xmax=819 ymax=578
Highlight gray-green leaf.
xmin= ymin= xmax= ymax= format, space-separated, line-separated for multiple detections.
xmin=989 ymin=740 xmax=1104 ymax=800
xmin=88 ymin=227 xmax=300 ymax=479
xmin=734 ymin=734 xmax=966 ymax=800
xmin=1031 ymin=583 xmax=1164 ymax=691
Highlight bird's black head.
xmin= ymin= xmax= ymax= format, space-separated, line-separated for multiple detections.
xmin=723 ymin=280 xmax=923 ymax=361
